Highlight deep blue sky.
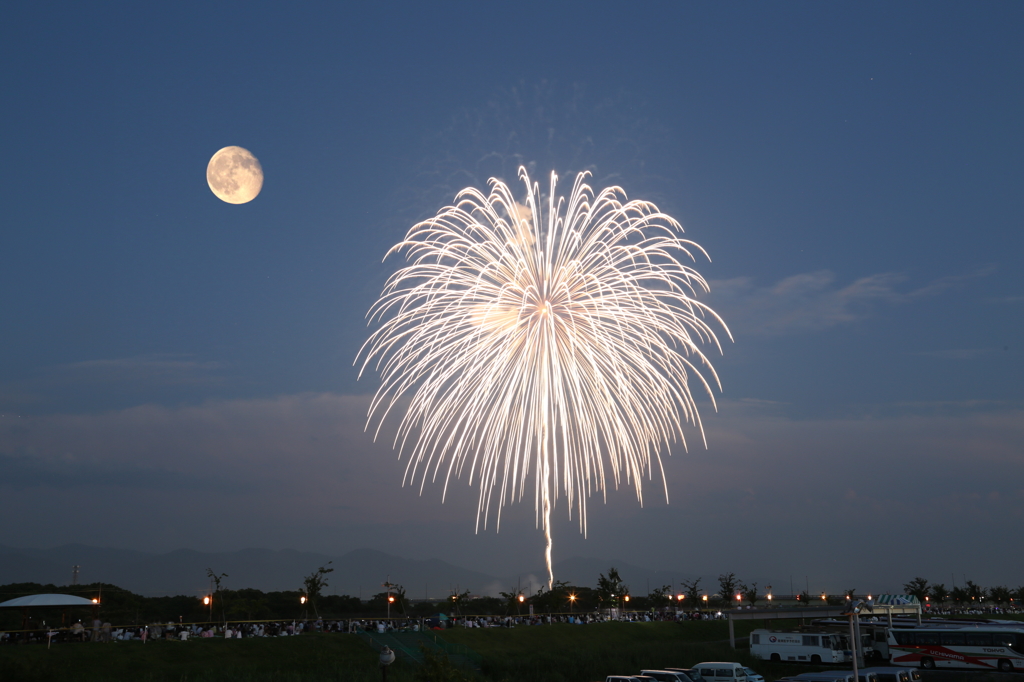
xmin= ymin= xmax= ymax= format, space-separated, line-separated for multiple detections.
xmin=1 ymin=2 xmax=1021 ymax=594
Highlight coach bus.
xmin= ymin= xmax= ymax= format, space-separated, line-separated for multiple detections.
xmin=888 ymin=625 xmax=1024 ymax=672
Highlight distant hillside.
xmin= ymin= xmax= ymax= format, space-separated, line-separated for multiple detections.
xmin=0 ymin=545 xmax=499 ymax=598
xmin=0 ymin=545 xmax=689 ymax=599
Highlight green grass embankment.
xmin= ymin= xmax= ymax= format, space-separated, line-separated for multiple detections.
xmin=441 ymin=620 xmax=808 ymax=682
xmin=0 ymin=633 xmax=415 ymax=682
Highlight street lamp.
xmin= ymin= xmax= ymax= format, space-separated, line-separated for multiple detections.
xmin=845 ymin=599 xmax=871 ymax=680
xmin=380 ymin=645 xmax=396 ymax=682
xmin=568 ymin=593 xmax=576 ymax=614
xmin=702 ymin=595 xmax=708 ymax=610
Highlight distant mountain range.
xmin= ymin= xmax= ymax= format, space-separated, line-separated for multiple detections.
xmin=0 ymin=544 xmax=691 ymax=599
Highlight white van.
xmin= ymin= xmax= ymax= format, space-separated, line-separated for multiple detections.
xmin=692 ymin=662 xmax=748 ymax=680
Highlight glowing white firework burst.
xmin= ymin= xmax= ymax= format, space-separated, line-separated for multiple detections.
xmin=358 ymin=168 xmax=730 ymax=587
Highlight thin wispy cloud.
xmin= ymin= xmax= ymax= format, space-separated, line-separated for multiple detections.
xmin=53 ymin=354 xmax=224 ymax=385
xmin=707 ymin=267 xmax=993 ymax=336
xmin=915 ymin=348 xmax=993 ymax=360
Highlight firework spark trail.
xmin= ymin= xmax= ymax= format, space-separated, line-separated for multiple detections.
xmin=358 ymin=168 xmax=730 ymax=589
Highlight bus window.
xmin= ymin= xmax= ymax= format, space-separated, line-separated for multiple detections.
xmin=965 ymin=633 xmax=992 ymax=647
xmin=992 ymin=632 xmax=1019 ymax=650
xmin=802 ymin=635 xmax=819 ymax=646
xmin=940 ymin=632 xmax=966 ymax=646
xmin=892 ymin=631 xmax=913 ymax=645
xmin=917 ymin=633 xmax=940 ymax=645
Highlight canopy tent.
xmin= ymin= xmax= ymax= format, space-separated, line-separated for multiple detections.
xmin=0 ymin=593 xmax=100 ymax=636
xmin=0 ymin=594 xmax=98 ymax=608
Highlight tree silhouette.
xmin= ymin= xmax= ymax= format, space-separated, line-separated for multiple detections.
xmin=597 ymin=568 xmax=628 ymax=607
xmin=302 ymin=562 xmax=334 ymax=618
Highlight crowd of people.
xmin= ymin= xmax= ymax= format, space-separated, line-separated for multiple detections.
xmin=0 ymin=608 xmax=732 ymax=644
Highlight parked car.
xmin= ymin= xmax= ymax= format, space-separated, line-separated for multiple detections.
xmin=858 ymin=668 xmax=921 ymax=682
xmin=691 ymin=662 xmax=748 ymax=680
xmin=665 ymin=668 xmax=706 ymax=681
xmin=641 ymin=670 xmax=691 ymax=682
xmin=606 ymin=677 xmax=641 ymax=682
xmin=820 ymin=672 xmax=879 ymax=682
xmin=741 ymin=668 xmax=764 ymax=682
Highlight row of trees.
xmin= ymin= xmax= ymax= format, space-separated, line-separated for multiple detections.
xmin=7 ymin=568 xmax=1020 ymax=629
xmin=903 ymin=576 xmax=1024 ymax=607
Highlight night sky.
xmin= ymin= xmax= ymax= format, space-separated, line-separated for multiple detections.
xmin=2 ymin=2 xmax=1021 ymax=593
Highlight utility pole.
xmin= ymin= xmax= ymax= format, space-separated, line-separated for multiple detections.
xmin=71 ymin=565 xmax=80 ymax=586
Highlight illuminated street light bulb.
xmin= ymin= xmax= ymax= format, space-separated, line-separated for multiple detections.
xmin=388 ymin=595 xmax=395 ymax=603
xmin=767 ymin=594 xmax=772 ymax=601
xmin=203 ymin=596 xmax=210 ymax=606
xmin=300 ymin=596 xmax=306 ymax=604
xmin=821 ymin=594 xmax=827 ymax=601
xmin=518 ymin=594 xmax=525 ymax=603
xmin=624 ymin=595 xmax=630 ymax=602
xmin=677 ymin=594 xmax=684 ymax=601
xmin=867 ymin=594 xmax=872 ymax=600
xmin=92 ymin=598 xmax=98 ymax=604
xmin=569 ymin=594 xmax=576 ymax=602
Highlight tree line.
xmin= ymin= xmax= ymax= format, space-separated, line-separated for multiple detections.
xmin=902 ymin=576 xmax=1023 ymax=607
xmin=5 ymin=568 xmax=1020 ymax=630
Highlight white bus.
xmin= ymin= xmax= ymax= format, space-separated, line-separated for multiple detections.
xmin=750 ymin=630 xmax=848 ymax=664
xmin=888 ymin=625 xmax=1024 ymax=672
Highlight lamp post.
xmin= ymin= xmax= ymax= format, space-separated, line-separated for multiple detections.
xmin=766 ymin=585 xmax=772 ymax=605
xmin=844 ymin=599 xmax=870 ymax=680
xmin=568 ymin=593 xmax=576 ymax=614
xmin=380 ymin=645 xmax=396 ymax=682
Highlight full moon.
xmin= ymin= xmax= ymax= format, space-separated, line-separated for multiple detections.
xmin=206 ymin=146 xmax=263 ymax=204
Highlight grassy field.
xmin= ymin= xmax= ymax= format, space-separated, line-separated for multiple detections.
xmin=0 ymin=634 xmax=417 ymax=682
xmin=0 ymin=619 xmax=812 ymax=682
xmin=5 ymin=616 xmax=1024 ymax=682
xmin=442 ymin=620 xmax=811 ymax=682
